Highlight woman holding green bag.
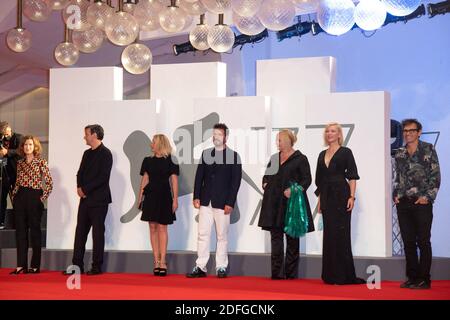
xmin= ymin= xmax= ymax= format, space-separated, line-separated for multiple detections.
xmin=258 ymin=129 xmax=315 ymax=280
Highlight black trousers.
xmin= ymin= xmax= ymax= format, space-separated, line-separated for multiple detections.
xmin=0 ymin=171 xmax=12 ymax=224
xmin=13 ymin=187 xmax=43 ymax=268
xmin=397 ymin=198 xmax=433 ymax=282
xmin=72 ymin=201 xmax=108 ymax=271
xmin=270 ymin=229 xmax=299 ymax=279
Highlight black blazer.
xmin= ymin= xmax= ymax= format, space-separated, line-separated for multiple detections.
xmin=77 ymin=143 xmax=113 ymax=207
xmin=258 ymin=150 xmax=315 ymax=233
xmin=194 ymin=147 xmax=242 ymax=209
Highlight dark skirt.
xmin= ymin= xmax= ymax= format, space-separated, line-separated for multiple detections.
xmin=140 ymin=189 xmax=176 ymax=225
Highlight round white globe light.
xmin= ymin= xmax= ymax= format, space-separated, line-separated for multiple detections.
xmin=54 ymin=42 xmax=80 ymax=66
xmin=291 ymin=0 xmax=319 ymax=13
xmin=105 ymin=11 xmax=139 ymax=46
xmin=121 ymin=43 xmax=153 ymax=75
xmin=232 ymin=12 xmax=265 ymax=35
xmin=179 ymin=1 xmax=207 ymax=16
xmin=189 ymin=24 xmax=210 ymax=50
xmin=23 ymin=0 xmax=52 ymax=22
xmin=62 ymin=0 xmax=91 ymax=31
xmin=355 ymin=0 xmax=387 ymax=31
xmin=48 ymin=0 xmax=69 ymax=10
xmin=72 ymin=26 xmax=104 ymax=53
xmin=201 ymin=0 xmax=231 ymax=14
xmin=207 ymin=24 xmax=235 ymax=53
xmin=381 ymin=0 xmax=420 ymax=16
xmin=7 ymin=28 xmax=32 ymax=53
xmin=159 ymin=6 xmax=187 ymax=33
xmin=231 ymin=0 xmax=262 ymax=17
xmin=134 ymin=0 xmax=164 ymax=31
xmin=86 ymin=1 xmax=114 ymax=30
xmin=317 ymin=0 xmax=356 ymax=36
xmin=257 ymin=0 xmax=295 ymax=31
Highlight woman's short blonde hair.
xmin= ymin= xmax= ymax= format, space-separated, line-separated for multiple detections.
xmin=323 ymin=122 xmax=344 ymax=146
xmin=18 ymin=135 xmax=42 ymax=157
xmin=278 ymin=129 xmax=297 ymax=147
xmin=152 ymin=134 xmax=172 ymax=157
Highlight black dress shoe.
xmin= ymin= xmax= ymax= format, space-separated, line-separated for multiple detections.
xmin=186 ymin=266 xmax=206 ymax=278
xmin=86 ymin=268 xmax=102 ymax=275
xmin=216 ymin=268 xmax=227 ymax=278
xmin=28 ymin=268 xmax=40 ymax=274
xmin=400 ymin=279 xmax=417 ymax=288
xmin=410 ymin=280 xmax=431 ymax=290
xmin=271 ymin=275 xmax=285 ymax=280
xmin=10 ymin=267 xmax=27 ymax=275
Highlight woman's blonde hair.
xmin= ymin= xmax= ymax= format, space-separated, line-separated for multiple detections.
xmin=323 ymin=122 xmax=344 ymax=146
xmin=152 ymin=134 xmax=172 ymax=157
xmin=278 ymin=129 xmax=297 ymax=147
xmin=18 ymin=135 xmax=42 ymax=157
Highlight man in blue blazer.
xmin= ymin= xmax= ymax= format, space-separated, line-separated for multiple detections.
xmin=187 ymin=123 xmax=242 ymax=278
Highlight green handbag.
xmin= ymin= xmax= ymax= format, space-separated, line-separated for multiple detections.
xmin=284 ymin=183 xmax=309 ymax=238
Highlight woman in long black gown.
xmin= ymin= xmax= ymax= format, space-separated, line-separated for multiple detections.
xmin=315 ymin=123 xmax=365 ymax=285
xmin=138 ymin=134 xmax=179 ymax=276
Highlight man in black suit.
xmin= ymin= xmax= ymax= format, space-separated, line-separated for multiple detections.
xmin=0 ymin=121 xmax=22 ymax=230
xmin=63 ymin=124 xmax=113 ymax=275
xmin=186 ymin=123 xmax=242 ymax=278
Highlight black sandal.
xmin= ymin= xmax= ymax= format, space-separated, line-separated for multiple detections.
xmin=159 ymin=263 xmax=167 ymax=277
xmin=10 ymin=267 xmax=27 ymax=275
xmin=153 ymin=261 xmax=160 ymax=276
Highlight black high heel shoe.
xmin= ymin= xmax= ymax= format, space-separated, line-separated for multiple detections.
xmin=153 ymin=261 xmax=160 ymax=276
xmin=159 ymin=263 xmax=167 ymax=277
xmin=10 ymin=267 xmax=27 ymax=275
xmin=28 ymin=268 xmax=40 ymax=274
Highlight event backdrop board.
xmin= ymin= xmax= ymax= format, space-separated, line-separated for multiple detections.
xmin=47 ymin=58 xmax=391 ymax=257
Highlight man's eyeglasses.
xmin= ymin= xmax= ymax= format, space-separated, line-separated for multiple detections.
xmin=403 ymin=129 xmax=419 ymax=134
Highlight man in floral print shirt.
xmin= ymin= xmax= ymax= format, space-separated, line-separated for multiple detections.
xmin=393 ymin=119 xmax=441 ymax=290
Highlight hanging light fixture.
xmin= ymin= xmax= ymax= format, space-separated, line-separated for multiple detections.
xmin=257 ymin=0 xmax=296 ymax=31
xmin=48 ymin=0 xmax=70 ymax=10
xmin=86 ymin=0 xmax=114 ymax=30
xmin=23 ymin=0 xmax=52 ymax=22
xmin=105 ymin=0 xmax=139 ymax=46
xmin=189 ymin=14 xmax=210 ymax=50
xmin=231 ymin=0 xmax=262 ymax=17
xmin=121 ymin=42 xmax=153 ymax=74
xmin=317 ymin=0 xmax=356 ymax=36
xmin=207 ymin=13 xmax=235 ymax=53
xmin=7 ymin=0 xmax=33 ymax=53
xmin=72 ymin=25 xmax=104 ymax=53
xmin=355 ymin=0 xmax=387 ymax=31
xmin=54 ymin=23 xmax=80 ymax=66
xmin=62 ymin=0 xmax=91 ymax=31
xmin=232 ymin=11 xmax=265 ymax=35
xmin=134 ymin=0 xmax=164 ymax=31
xmin=159 ymin=0 xmax=187 ymax=33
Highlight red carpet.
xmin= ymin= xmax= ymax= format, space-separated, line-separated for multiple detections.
xmin=0 ymin=269 xmax=449 ymax=300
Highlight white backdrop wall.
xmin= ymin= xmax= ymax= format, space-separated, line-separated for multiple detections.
xmin=48 ymin=58 xmax=391 ymax=257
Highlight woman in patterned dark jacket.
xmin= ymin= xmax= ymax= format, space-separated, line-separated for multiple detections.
xmin=10 ymin=135 xmax=53 ymax=275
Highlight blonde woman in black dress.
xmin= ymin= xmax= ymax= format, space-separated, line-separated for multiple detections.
xmin=315 ymin=123 xmax=365 ymax=285
xmin=138 ymin=134 xmax=179 ymax=276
